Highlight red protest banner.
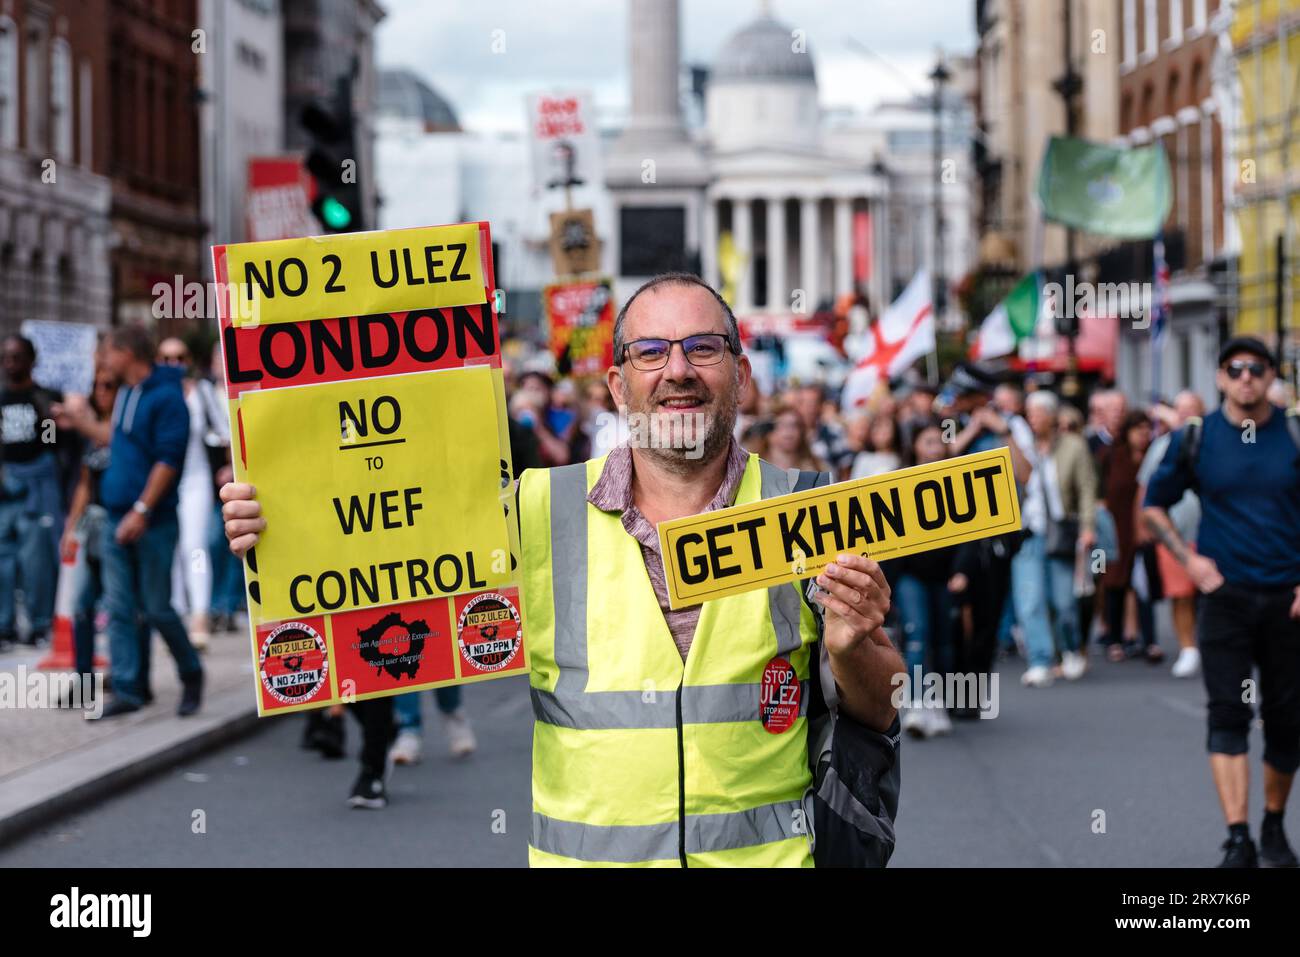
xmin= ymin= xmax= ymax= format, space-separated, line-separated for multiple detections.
xmin=543 ymin=277 xmax=613 ymax=377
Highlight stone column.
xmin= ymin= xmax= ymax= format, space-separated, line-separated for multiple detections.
xmin=833 ymin=197 xmax=853 ymax=299
xmin=701 ymin=197 xmax=718 ymax=288
xmin=766 ymin=196 xmax=786 ymax=312
xmin=733 ymin=197 xmax=753 ymax=312
xmin=800 ymin=197 xmax=820 ymax=310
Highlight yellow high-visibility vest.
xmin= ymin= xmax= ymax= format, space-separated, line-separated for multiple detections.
xmin=519 ymin=452 xmax=820 ymax=867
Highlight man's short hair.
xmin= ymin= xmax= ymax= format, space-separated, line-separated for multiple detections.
xmin=2 ymin=334 xmax=36 ymax=361
xmin=1025 ymin=390 xmax=1059 ymax=416
xmin=613 ymin=273 xmax=743 ymax=365
xmin=104 ymin=323 xmax=156 ymax=363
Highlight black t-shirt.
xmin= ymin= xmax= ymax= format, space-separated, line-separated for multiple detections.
xmin=0 ymin=386 xmax=62 ymax=464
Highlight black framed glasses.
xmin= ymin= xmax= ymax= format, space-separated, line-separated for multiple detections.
xmin=620 ymin=334 xmax=735 ymax=371
xmin=1225 ymin=359 xmax=1268 ymax=380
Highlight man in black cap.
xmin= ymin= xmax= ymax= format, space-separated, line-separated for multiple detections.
xmin=1144 ymin=335 xmax=1300 ymax=867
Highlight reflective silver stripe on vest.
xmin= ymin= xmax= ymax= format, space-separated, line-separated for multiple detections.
xmin=532 ymin=681 xmax=810 ymax=729
xmin=758 ymin=459 xmax=807 ymax=657
xmin=532 ymin=812 xmax=678 ymax=863
xmin=816 ymin=765 xmax=896 ymax=845
xmin=549 ymin=463 xmax=590 ymax=693
xmin=686 ymin=799 xmax=805 ymax=854
xmin=532 ymin=799 xmax=806 ymax=862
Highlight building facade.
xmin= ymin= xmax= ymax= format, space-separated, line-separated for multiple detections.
xmin=0 ymin=0 xmax=114 ymax=334
xmin=107 ymin=0 xmax=205 ymax=326
xmin=282 ymin=0 xmax=384 ymax=231
xmin=1113 ymin=0 xmax=1229 ymax=404
xmin=198 ymin=0 xmax=284 ymax=252
xmin=1229 ymin=0 xmax=1299 ymax=383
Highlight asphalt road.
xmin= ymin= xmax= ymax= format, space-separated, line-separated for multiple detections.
xmin=0 ymin=634 xmax=1275 ymax=867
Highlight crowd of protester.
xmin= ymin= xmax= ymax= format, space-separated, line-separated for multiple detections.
xmin=7 ymin=320 xmax=1299 ymax=824
xmin=0 ymin=326 xmax=240 ymax=717
xmin=495 ymin=344 xmax=1299 ymax=744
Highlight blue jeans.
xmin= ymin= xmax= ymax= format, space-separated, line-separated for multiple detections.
xmin=102 ymin=515 xmax=202 ymax=706
xmin=208 ymin=503 xmax=245 ymax=615
xmin=895 ymin=574 xmax=954 ymax=702
xmin=393 ymin=685 xmax=462 ymax=731
xmin=0 ymin=499 xmax=58 ymax=637
xmin=1010 ymin=532 xmax=1079 ymax=669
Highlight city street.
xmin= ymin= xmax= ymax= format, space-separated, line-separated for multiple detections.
xmin=0 ymin=628 xmax=1264 ymax=868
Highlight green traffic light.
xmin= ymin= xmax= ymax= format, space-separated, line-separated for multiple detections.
xmin=320 ymin=196 xmax=353 ymax=230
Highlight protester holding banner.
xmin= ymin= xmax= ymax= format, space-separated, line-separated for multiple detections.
xmin=0 ymin=334 xmax=65 ymax=648
xmin=224 ymin=270 xmax=906 ymax=866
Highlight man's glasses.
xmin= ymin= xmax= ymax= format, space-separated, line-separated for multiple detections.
xmin=620 ymin=334 xmax=735 ymax=371
xmin=1224 ymin=359 xmax=1268 ymax=380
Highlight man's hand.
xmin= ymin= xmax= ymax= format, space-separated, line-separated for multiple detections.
xmin=59 ymin=528 xmax=79 ymax=563
xmin=814 ymin=553 xmax=901 ymax=732
xmin=1186 ymin=552 xmax=1224 ymax=594
xmin=220 ymin=482 xmax=265 ymax=558
xmin=115 ymin=511 xmax=147 ymax=545
xmin=815 ymin=553 xmax=889 ymax=651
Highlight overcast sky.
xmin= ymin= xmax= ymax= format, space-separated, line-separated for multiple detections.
xmin=375 ymin=0 xmax=977 ymax=132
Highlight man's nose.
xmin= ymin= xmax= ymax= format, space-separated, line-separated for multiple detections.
xmin=661 ymin=342 xmax=697 ymax=380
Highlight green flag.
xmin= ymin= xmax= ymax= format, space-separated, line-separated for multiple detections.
xmin=1004 ymin=271 xmax=1040 ymax=340
xmin=1036 ymin=136 xmax=1172 ymax=239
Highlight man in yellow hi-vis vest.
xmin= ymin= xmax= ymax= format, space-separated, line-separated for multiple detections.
xmin=221 ymin=273 xmax=902 ymax=867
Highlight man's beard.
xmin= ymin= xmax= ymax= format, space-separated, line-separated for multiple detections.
xmin=627 ymin=374 xmax=740 ymax=475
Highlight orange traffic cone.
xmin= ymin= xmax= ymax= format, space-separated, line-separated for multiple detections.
xmin=37 ymin=542 xmax=105 ymax=671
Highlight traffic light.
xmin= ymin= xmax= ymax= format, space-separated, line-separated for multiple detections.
xmin=301 ymin=76 xmax=363 ymax=234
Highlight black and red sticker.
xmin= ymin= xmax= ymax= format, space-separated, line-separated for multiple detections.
xmin=455 ymin=589 xmax=523 ymax=676
xmin=258 ymin=620 xmax=329 ymax=708
xmin=760 ymin=656 xmax=801 ymax=734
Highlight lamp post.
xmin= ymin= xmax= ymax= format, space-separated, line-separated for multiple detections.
xmin=930 ymin=57 xmax=951 ymax=332
xmin=1052 ymin=0 xmax=1084 ymax=397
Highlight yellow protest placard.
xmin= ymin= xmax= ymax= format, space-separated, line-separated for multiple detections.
xmin=657 ymin=447 xmax=1022 ymax=609
xmin=236 ymin=364 xmax=513 ymax=622
xmin=223 ymin=222 xmax=487 ymax=327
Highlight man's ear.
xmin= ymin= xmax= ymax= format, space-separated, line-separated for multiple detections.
xmin=607 ymin=364 xmax=626 ymax=410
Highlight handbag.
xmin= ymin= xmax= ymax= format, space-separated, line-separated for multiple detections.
xmin=790 ymin=468 xmax=900 ymax=867
xmin=1033 ymin=450 xmax=1078 ymax=560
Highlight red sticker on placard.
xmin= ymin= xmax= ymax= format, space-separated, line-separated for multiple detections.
xmin=760 ymin=656 xmax=800 ymax=734
xmin=258 ymin=620 xmax=329 ymax=707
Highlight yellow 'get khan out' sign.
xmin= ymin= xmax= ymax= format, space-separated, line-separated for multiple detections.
xmin=213 ymin=221 xmax=528 ymax=718
xmin=656 ymin=447 xmax=1022 ymax=609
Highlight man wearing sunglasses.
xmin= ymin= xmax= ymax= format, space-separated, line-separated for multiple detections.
xmin=1144 ymin=336 xmax=1300 ymax=867
xmin=221 ymin=272 xmax=902 ymax=865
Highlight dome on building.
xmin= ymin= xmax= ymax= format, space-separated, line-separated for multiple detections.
xmin=712 ymin=14 xmax=816 ymax=84
xmin=378 ymin=69 xmax=461 ymax=131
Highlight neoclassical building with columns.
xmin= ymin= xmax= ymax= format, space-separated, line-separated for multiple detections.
xmin=605 ymin=1 xmax=891 ymax=318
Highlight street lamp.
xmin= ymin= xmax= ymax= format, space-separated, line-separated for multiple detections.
xmin=930 ymin=57 xmax=951 ymax=331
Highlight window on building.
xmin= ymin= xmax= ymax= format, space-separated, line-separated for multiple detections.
xmin=1169 ymin=0 xmax=1183 ymax=42
xmin=79 ymin=60 xmax=91 ymax=168
xmin=51 ymin=38 xmax=72 ymax=162
xmin=1122 ymin=0 xmax=1136 ymax=69
xmin=25 ymin=20 xmax=48 ymax=153
xmin=0 ymin=19 xmax=16 ymax=149
xmin=619 ymin=207 xmax=687 ymax=276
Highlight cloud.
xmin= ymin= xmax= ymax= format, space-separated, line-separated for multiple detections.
xmin=375 ymin=0 xmax=975 ymax=132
